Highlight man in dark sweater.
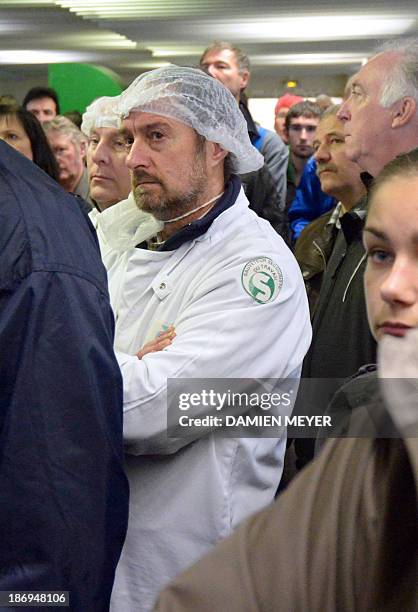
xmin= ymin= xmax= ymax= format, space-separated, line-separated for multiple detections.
xmin=200 ymin=42 xmax=288 ymax=210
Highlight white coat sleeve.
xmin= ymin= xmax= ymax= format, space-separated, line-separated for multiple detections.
xmin=119 ymin=249 xmax=311 ymax=455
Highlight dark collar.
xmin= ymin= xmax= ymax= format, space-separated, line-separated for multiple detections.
xmin=239 ymin=101 xmax=259 ymax=142
xmin=340 ymin=195 xmax=368 ymax=244
xmin=360 ymin=171 xmax=374 ymax=191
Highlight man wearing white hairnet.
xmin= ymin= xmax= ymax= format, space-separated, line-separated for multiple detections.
xmin=105 ymin=66 xmax=311 ymax=612
xmin=82 ymin=96 xmax=131 ymax=214
xmin=81 ymin=95 xmax=161 ymax=268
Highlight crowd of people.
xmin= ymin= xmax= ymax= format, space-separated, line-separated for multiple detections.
xmin=0 ymin=36 xmax=417 ymax=612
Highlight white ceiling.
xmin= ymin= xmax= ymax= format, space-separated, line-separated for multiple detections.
xmin=1 ymin=0 xmax=417 ymax=98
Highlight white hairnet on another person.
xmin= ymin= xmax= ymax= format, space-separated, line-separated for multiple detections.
xmin=81 ymin=95 xmax=121 ymax=137
xmin=116 ymin=65 xmax=264 ymax=174
xmin=82 ymin=93 xmax=164 ymax=249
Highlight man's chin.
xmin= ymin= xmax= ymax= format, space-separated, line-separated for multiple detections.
xmin=133 ymin=192 xmax=164 ymax=218
xmin=295 ymin=149 xmax=313 ymax=159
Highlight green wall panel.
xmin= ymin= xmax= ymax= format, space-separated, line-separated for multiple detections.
xmin=48 ymin=63 xmax=123 ymax=114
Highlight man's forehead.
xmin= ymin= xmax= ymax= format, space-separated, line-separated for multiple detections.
xmin=289 ymin=115 xmax=319 ymax=125
xmin=28 ymin=97 xmax=55 ymax=108
xmin=202 ymin=48 xmax=236 ymax=65
xmin=91 ymin=125 xmax=120 ymax=137
xmin=48 ymin=131 xmax=71 ymax=143
xmin=317 ymin=115 xmax=343 ymax=134
xmin=353 ymin=51 xmax=395 ymax=86
xmin=313 ymin=121 xmax=345 ymax=148
xmin=121 ymin=111 xmax=192 ymax=133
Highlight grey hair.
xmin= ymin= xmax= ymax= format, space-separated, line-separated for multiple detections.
xmin=200 ymin=41 xmax=250 ymax=74
xmin=43 ymin=115 xmax=85 ymax=147
xmin=320 ymin=103 xmax=341 ymax=120
xmin=375 ymin=37 xmax=418 ymax=111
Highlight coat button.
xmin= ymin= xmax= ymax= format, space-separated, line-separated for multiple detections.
xmin=159 ymin=282 xmax=166 ymax=290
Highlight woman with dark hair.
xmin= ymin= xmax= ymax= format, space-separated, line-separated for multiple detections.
xmin=0 ymin=104 xmax=59 ymax=181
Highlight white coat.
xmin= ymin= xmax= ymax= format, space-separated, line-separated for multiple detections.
xmin=107 ymin=188 xmax=312 ymax=612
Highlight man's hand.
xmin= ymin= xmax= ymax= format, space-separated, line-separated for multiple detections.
xmin=136 ymin=326 xmax=176 ymax=360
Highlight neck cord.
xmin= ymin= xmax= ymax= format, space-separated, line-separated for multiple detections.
xmin=164 ymin=191 xmax=224 ymax=223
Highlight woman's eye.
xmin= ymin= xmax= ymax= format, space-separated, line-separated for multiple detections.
xmin=367 ymin=249 xmax=392 ymax=264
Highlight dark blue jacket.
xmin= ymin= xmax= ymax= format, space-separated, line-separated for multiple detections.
xmin=0 ymin=141 xmax=129 ymax=611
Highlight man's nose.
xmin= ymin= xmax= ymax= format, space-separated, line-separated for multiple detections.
xmin=337 ymin=101 xmax=350 ymax=122
xmin=91 ymin=141 xmax=108 ymax=164
xmin=126 ymin=139 xmax=150 ymax=170
xmin=314 ymin=143 xmax=330 ymax=163
xmin=298 ymin=127 xmax=310 ymax=141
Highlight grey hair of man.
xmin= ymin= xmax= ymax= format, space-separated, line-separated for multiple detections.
xmin=375 ymin=37 xmax=418 ymax=112
xmin=43 ymin=115 xmax=86 ymax=148
xmin=200 ymin=41 xmax=250 ymax=74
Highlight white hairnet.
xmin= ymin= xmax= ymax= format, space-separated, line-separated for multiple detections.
xmin=81 ymin=95 xmax=121 ymax=136
xmin=117 ymin=65 xmax=264 ymax=174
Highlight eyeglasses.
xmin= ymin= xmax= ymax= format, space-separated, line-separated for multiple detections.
xmin=288 ymin=124 xmax=317 ymax=133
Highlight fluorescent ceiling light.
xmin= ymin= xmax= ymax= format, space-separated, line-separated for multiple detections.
xmin=148 ymin=50 xmax=369 ymax=65
xmin=57 ymin=0 xmax=241 ymax=17
xmin=1 ymin=1 xmax=54 ymax=5
xmin=53 ymin=1 xmax=417 ymax=41
xmin=50 ymin=32 xmax=137 ymax=48
xmin=150 ymin=46 xmax=204 ymax=58
xmin=0 ymin=50 xmax=90 ymax=64
xmin=251 ymin=53 xmax=369 ymax=66
xmin=204 ymin=16 xmax=415 ymax=42
xmin=122 ymin=61 xmax=171 ymax=70
xmin=0 ymin=22 xmax=40 ymax=33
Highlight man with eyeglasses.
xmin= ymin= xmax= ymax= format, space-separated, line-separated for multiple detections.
xmin=284 ymin=100 xmax=322 ymax=211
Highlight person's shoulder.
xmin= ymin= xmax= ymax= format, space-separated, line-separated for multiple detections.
xmin=0 ymin=141 xmax=107 ymax=293
xmin=227 ymin=193 xmax=290 ymax=250
xmin=296 ymin=209 xmax=335 ymax=243
xmin=207 ymin=206 xmax=294 ymax=287
xmin=261 ymin=126 xmax=287 ymax=150
xmin=328 ymin=365 xmax=378 ymax=413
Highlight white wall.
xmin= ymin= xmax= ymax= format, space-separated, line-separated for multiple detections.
xmin=248 ymin=96 xmax=342 ymax=131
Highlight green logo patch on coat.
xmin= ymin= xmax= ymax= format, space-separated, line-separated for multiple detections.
xmin=241 ymin=257 xmax=283 ymax=304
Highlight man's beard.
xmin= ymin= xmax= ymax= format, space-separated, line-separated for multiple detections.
xmin=131 ymin=153 xmax=207 ymax=222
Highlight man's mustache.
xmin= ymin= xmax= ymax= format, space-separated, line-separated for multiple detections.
xmin=132 ymin=171 xmax=162 ymax=187
xmin=317 ymin=164 xmax=337 ymax=174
